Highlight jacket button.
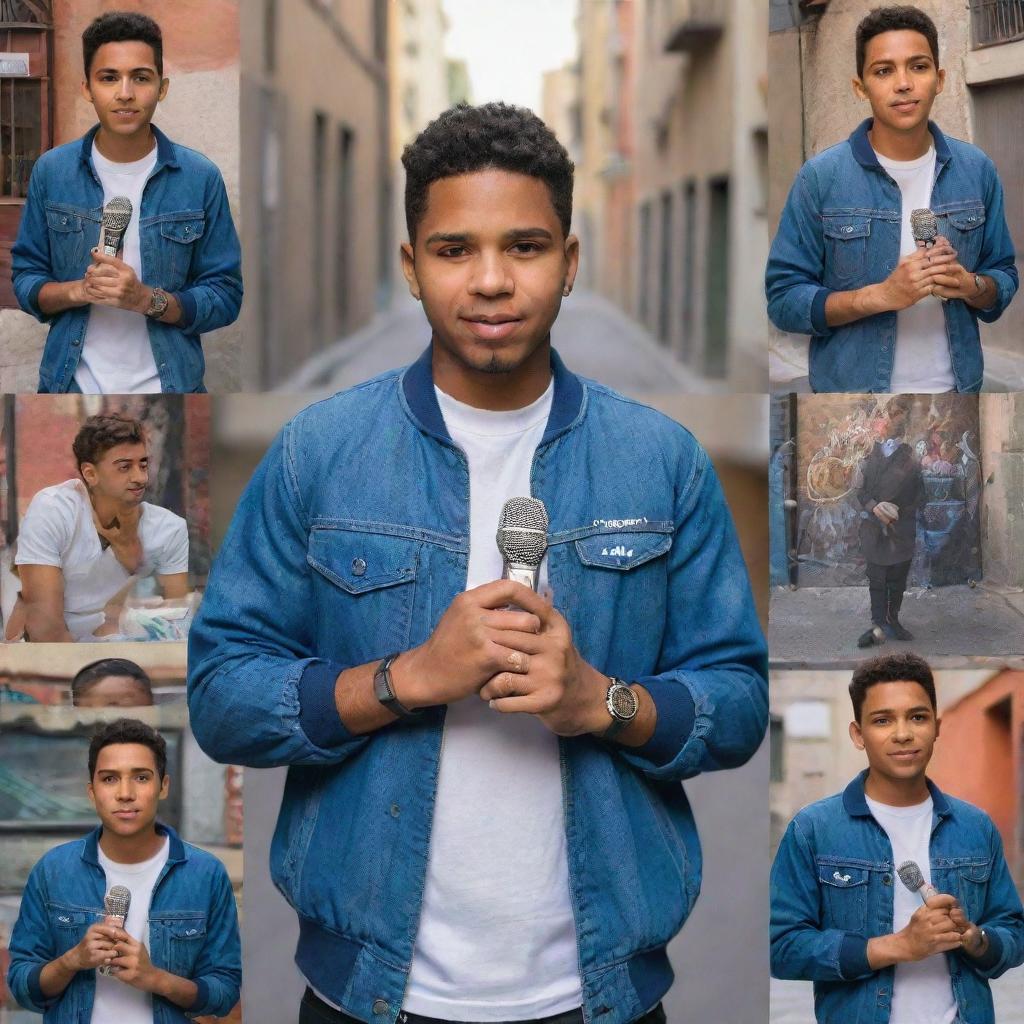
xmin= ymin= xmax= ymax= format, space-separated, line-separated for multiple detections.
xmin=882 ymin=873 xmax=892 ymax=885
xmin=352 ymin=558 xmax=367 ymax=576
xmin=72 ymin=337 xmax=81 ymax=347
xmin=372 ymin=999 xmax=389 ymax=1015
xmin=390 ymin=804 xmax=400 ymax=818
xmin=61 ymin=216 xmax=68 ymax=224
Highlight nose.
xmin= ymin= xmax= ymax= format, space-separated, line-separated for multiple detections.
xmin=894 ymin=68 xmax=911 ymax=92
xmin=469 ymin=251 xmax=513 ymax=297
xmin=116 ymin=777 xmax=135 ymax=801
xmin=893 ymin=717 xmax=913 ymax=741
xmin=116 ymin=75 xmax=135 ymax=100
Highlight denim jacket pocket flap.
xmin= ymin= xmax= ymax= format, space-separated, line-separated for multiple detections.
xmin=167 ymin=918 xmax=207 ymax=940
xmin=160 ymin=216 xmax=206 ymax=244
xmin=575 ymin=530 xmax=672 ymax=570
xmin=946 ymin=209 xmax=986 ymax=232
xmin=307 ymin=528 xmax=419 ymax=594
xmin=956 ymin=857 xmax=992 ymax=883
xmin=50 ymin=908 xmax=91 ymax=928
xmin=818 ymin=863 xmax=869 ymax=888
xmin=45 ymin=208 xmax=84 ymax=233
xmin=822 ymin=217 xmax=871 ymax=240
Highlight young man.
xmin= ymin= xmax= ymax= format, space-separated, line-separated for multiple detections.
xmin=855 ymin=396 xmax=924 ymax=648
xmin=766 ymin=6 xmax=1017 ymax=393
xmin=72 ymin=658 xmax=155 ymax=708
xmin=188 ymin=102 xmax=768 ymax=1024
xmin=771 ymin=653 xmax=1024 ymax=1024
xmin=11 ymin=11 xmax=242 ymax=394
xmin=6 ymin=718 xmax=241 ymax=1022
xmin=14 ymin=413 xmax=189 ymax=642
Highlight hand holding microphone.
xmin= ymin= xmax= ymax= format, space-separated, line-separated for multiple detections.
xmin=98 ymin=885 xmax=131 ymax=976
xmin=83 ymin=196 xmax=148 ymax=311
xmin=895 ymin=861 xmax=968 ymax=960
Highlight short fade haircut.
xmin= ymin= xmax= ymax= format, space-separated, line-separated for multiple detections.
xmin=72 ymin=659 xmax=153 ymax=706
xmin=88 ymin=717 xmax=168 ymax=779
xmin=83 ymin=11 xmax=164 ymax=79
xmin=72 ymin=414 xmax=146 ymax=471
xmin=849 ymin=653 xmax=937 ymax=722
xmin=856 ymin=6 xmax=939 ymax=78
xmin=401 ymin=101 xmax=574 ymax=245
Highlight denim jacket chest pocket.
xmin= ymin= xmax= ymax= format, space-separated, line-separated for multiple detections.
xmin=151 ymin=913 xmax=207 ymax=977
xmin=822 ymin=215 xmax=872 ymax=286
xmin=44 ymin=204 xmax=98 ymax=279
xmin=937 ymin=204 xmax=986 ymax=272
xmin=817 ymin=860 xmax=871 ymax=932
xmin=48 ymin=906 xmax=94 ymax=954
xmin=306 ymin=525 xmax=420 ymax=663
xmin=933 ymin=854 xmax=992 ymax=923
xmin=151 ymin=211 xmax=206 ymax=291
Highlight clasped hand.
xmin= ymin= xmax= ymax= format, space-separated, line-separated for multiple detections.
xmin=901 ymin=893 xmax=985 ymax=961
xmin=80 ymin=248 xmax=149 ymax=312
xmin=64 ymin=921 xmax=157 ymax=990
xmin=882 ymin=235 xmax=981 ymax=309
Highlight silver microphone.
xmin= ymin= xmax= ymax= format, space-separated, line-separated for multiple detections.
xmin=496 ymin=497 xmax=548 ymax=593
xmin=896 ymin=860 xmax=939 ymax=903
xmin=101 ymin=196 xmax=133 ymax=257
xmin=98 ymin=884 xmax=131 ymax=976
xmin=911 ymin=207 xmax=946 ymax=304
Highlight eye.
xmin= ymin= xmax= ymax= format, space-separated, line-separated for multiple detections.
xmin=438 ymin=246 xmax=468 ymax=258
xmin=510 ymin=241 xmax=542 ymax=255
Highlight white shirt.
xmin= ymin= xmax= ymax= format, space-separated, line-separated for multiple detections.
xmin=14 ymin=479 xmax=188 ymax=640
xmin=76 ymin=143 xmax=161 ymax=395
xmin=92 ymin=837 xmax=170 ymax=1024
xmin=866 ymin=796 xmax=957 ymax=1024
xmin=401 ymin=381 xmax=582 ymax=1020
xmin=875 ymin=147 xmax=956 ymax=393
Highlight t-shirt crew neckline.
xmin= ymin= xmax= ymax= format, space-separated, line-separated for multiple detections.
xmin=874 ymin=145 xmax=936 ymax=172
xmin=434 ymin=379 xmax=554 ymax=437
xmin=91 ymin=141 xmax=158 ymax=175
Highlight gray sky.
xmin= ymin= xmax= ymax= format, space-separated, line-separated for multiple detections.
xmin=441 ymin=0 xmax=579 ymax=112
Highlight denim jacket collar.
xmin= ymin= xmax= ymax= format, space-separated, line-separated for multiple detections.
xmin=77 ymin=122 xmax=180 ymax=174
xmin=842 ymin=767 xmax=952 ymax=819
xmin=400 ymin=344 xmax=586 ymax=446
xmin=80 ymin=820 xmax=186 ymax=868
xmin=848 ymin=117 xmax=952 ymax=171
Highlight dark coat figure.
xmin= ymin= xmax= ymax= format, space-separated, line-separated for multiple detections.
xmin=857 ymin=443 xmax=924 ymax=565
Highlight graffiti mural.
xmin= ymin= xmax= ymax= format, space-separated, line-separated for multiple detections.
xmin=792 ymin=394 xmax=982 ymax=588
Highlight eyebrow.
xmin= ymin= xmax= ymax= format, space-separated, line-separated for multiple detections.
xmin=869 ymin=705 xmax=932 ymax=715
xmin=869 ymin=53 xmax=934 ymax=68
xmin=96 ymin=66 xmax=157 ymax=74
xmin=424 ymin=227 xmax=555 ymax=247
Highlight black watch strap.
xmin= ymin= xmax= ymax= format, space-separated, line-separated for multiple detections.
xmin=373 ymin=653 xmax=422 ymax=720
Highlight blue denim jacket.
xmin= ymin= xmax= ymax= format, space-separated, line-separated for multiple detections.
xmin=770 ymin=772 xmax=1024 ymax=1024
xmin=766 ymin=120 xmax=1018 ymax=392
xmin=6 ymin=823 xmax=242 ymax=1022
xmin=11 ymin=124 xmax=242 ymax=393
xmin=187 ymin=348 xmax=768 ymax=1024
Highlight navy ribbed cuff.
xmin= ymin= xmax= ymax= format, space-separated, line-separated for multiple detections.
xmin=297 ymin=660 xmax=353 ymax=749
xmin=630 ymin=677 xmax=696 ymax=765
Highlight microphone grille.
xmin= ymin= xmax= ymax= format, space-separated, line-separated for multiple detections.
xmin=896 ymin=860 xmax=925 ymax=893
xmin=910 ymin=208 xmax=937 ymax=243
xmin=102 ymin=196 xmax=133 ymax=234
xmin=104 ymin=884 xmax=131 ymax=919
xmin=496 ymin=496 xmax=548 ymax=567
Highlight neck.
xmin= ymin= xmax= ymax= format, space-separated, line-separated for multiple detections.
xmin=432 ymin=337 xmax=552 ymax=411
xmin=89 ymin=488 xmax=130 ymax=526
xmin=99 ymin=823 xmax=164 ymax=864
xmin=864 ymin=769 xmax=930 ymax=807
xmin=869 ymin=118 xmax=932 ymax=162
xmin=94 ymin=124 xmax=156 ymax=164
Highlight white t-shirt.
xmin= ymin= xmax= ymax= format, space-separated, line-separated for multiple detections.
xmin=876 ymin=147 xmax=956 ymax=393
xmin=14 ymin=479 xmax=189 ymax=640
xmin=865 ymin=796 xmax=957 ymax=1024
xmin=399 ymin=381 xmax=582 ymax=1020
xmin=76 ymin=143 xmax=161 ymax=395
xmin=92 ymin=836 xmax=169 ymax=1024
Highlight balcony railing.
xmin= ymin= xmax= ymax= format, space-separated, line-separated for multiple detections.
xmin=970 ymin=0 xmax=1024 ymax=49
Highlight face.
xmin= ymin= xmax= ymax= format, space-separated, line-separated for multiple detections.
xmin=850 ymin=680 xmax=939 ymax=786
xmin=76 ymin=675 xmax=153 ymax=708
xmin=854 ymin=30 xmax=944 ymax=135
xmin=81 ymin=441 xmax=149 ymax=505
xmin=401 ymin=169 xmax=579 ymax=379
xmin=883 ymin=406 xmax=909 ymax=439
xmin=81 ymin=40 xmax=168 ymax=139
xmin=88 ymin=742 xmax=168 ymax=839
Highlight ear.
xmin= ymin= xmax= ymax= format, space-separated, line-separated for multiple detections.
xmin=158 ymin=77 xmax=169 ymax=102
xmin=87 ymin=778 xmax=97 ymax=809
xmin=158 ymin=773 xmax=170 ymax=800
xmin=80 ymin=462 xmax=99 ymax=488
xmin=935 ymin=67 xmax=945 ymax=97
xmin=934 ymin=716 xmax=941 ymax=742
xmin=562 ymin=233 xmax=580 ymax=296
xmin=400 ymin=242 xmax=421 ymax=300
xmin=80 ymin=77 xmax=94 ymax=105
xmin=852 ymin=76 xmax=868 ymax=102
xmin=849 ymin=719 xmax=865 ymax=750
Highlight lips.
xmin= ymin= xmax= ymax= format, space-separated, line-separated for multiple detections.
xmin=891 ymin=100 xmax=919 ymax=112
xmin=461 ymin=315 xmax=523 ymax=341
xmin=888 ymin=749 xmax=920 ymax=761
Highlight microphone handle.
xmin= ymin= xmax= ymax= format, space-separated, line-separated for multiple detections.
xmin=918 ymin=882 xmax=939 ymax=903
xmin=98 ymin=913 xmax=125 ymax=975
xmin=502 ymin=562 xmax=540 ymax=593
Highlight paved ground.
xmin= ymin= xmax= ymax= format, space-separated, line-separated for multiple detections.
xmin=280 ymin=290 xmax=720 ymax=397
xmin=769 ymin=583 xmax=1024 ymax=668
xmin=771 ymin=968 xmax=1024 ymax=1023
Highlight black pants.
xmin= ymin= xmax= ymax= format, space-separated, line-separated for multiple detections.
xmin=865 ymin=559 xmax=911 ymax=625
xmin=299 ymin=988 xmax=668 ymax=1024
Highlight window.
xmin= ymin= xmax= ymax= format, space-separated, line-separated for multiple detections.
xmin=335 ymin=125 xmax=354 ymax=333
xmin=970 ymin=0 xmax=1024 ymax=48
xmin=704 ymin=176 xmax=730 ymax=379
xmin=657 ymin=190 xmax=672 ymax=347
xmin=0 ymin=0 xmax=52 ymax=309
xmin=312 ymin=110 xmax=328 ymax=349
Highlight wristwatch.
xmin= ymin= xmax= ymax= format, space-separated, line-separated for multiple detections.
xmin=973 ymin=273 xmax=985 ymax=297
xmin=144 ymin=286 xmax=169 ymax=319
xmin=373 ymin=653 xmax=422 ymax=720
xmin=603 ymin=677 xmax=639 ymax=740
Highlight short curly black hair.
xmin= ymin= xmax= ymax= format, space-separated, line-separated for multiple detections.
xmin=72 ymin=659 xmax=153 ymax=706
xmin=849 ymin=653 xmax=936 ymax=722
xmin=856 ymin=6 xmax=938 ymax=78
xmin=88 ymin=717 xmax=168 ymax=780
xmin=83 ymin=11 xmax=163 ymax=79
xmin=72 ymin=414 xmax=146 ymax=471
xmin=401 ymin=102 xmax=574 ymax=245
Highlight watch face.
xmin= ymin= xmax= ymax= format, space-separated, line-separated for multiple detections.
xmin=609 ymin=683 xmax=638 ymax=720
